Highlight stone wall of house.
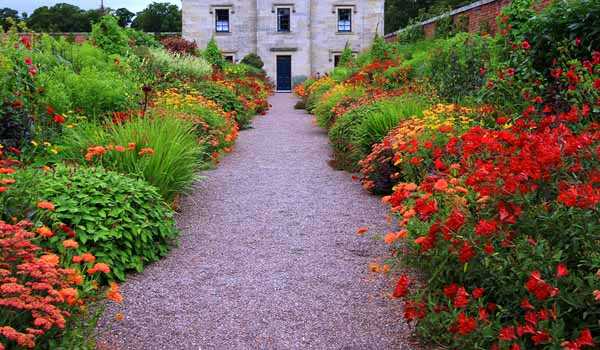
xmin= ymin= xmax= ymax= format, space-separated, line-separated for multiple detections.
xmin=182 ymin=0 xmax=384 ymax=84
xmin=182 ymin=0 xmax=257 ymax=62
xmin=257 ymin=0 xmax=312 ymax=82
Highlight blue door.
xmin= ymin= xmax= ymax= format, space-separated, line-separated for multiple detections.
xmin=276 ymin=55 xmax=292 ymax=91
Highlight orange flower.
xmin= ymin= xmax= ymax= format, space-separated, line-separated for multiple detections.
xmin=357 ymin=227 xmax=369 ymax=236
xmin=72 ymin=255 xmax=83 ymax=264
xmin=62 ymin=239 xmax=79 ymax=249
xmin=0 ymin=179 xmax=16 ymax=185
xmin=114 ymin=145 xmax=126 ymax=152
xmin=67 ymin=271 xmax=84 ymax=285
xmin=403 ymin=209 xmax=416 ymax=219
xmin=433 ymin=179 xmax=448 ymax=192
xmin=37 ymin=201 xmax=55 ymax=211
xmin=0 ymin=168 xmax=16 ymax=174
xmin=382 ymin=264 xmax=391 ymax=273
xmin=127 ymin=143 xmax=136 ymax=150
xmin=36 ymin=226 xmax=54 ymax=238
xmin=106 ymin=282 xmax=123 ymax=303
xmin=115 ymin=312 xmax=125 ymax=321
xmin=39 ymin=254 xmax=59 ymax=266
xmin=138 ymin=147 xmax=155 ymax=156
xmin=88 ymin=262 xmax=110 ymax=275
xmin=81 ymin=253 xmax=96 ymax=264
xmin=58 ymin=288 xmax=78 ymax=305
xmin=594 ymin=290 xmax=600 ymax=302
xmin=368 ymin=262 xmax=381 ymax=273
xmin=384 ymin=230 xmax=408 ymax=245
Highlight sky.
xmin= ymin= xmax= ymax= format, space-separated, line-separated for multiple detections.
xmin=3 ymin=0 xmax=181 ymax=15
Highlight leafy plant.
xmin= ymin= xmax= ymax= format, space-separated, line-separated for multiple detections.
xmin=91 ymin=15 xmax=129 ymax=56
xmin=203 ymin=37 xmax=226 ymax=69
xmin=161 ymin=36 xmax=198 ymax=55
xmin=147 ymin=47 xmax=212 ymax=81
xmin=193 ymin=80 xmax=249 ymax=127
xmin=5 ymin=165 xmax=179 ymax=282
xmin=59 ymin=116 xmax=204 ymax=203
xmin=240 ymin=53 xmax=264 ymax=70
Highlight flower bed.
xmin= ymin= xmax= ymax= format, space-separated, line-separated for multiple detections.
xmin=0 ymin=15 xmax=272 ymax=349
xmin=297 ymin=0 xmax=599 ymax=348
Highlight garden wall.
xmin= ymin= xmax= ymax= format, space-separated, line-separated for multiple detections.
xmin=384 ymin=0 xmax=553 ymax=41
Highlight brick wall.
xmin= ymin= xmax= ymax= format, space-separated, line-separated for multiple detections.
xmin=385 ymin=0 xmax=553 ymax=42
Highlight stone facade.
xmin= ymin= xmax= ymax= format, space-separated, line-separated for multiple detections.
xmin=182 ymin=0 xmax=384 ymax=89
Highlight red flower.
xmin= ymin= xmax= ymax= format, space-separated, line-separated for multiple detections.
xmin=444 ymin=283 xmax=459 ymax=298
xmin=475 ymin=219 xmax=498 ymax=237
xmin=521 ymin=40 xmax=531 ymax=50
xmin=442 ymin=209 xmax=465 ymax=236
xmin=499 ymin=326 xmax=517 ymax=341
xmin=452 ymin=312 xmax=477 ymax=335
xmin=556 ymin=263 xmax=569 ymax=278
xmin=532 ymin=330 xmax=551 ymax=345
xmin=525 ymin=271 xmax=559 ymax=301
xmin=414 ymin=196 xmax=438 ymax=221
xmin=594 ymin=79 xmax=600 ymax=91
xmin=404 ymin=300 xmax=427 ymax=320
xmin=562 ymin=328 xmax=595 ymax=350
xmin=472 ymin=288 xmax=485 ymax=299
xmin=551 ymin=68 xmax=563 ymax=79
xmin=24 ymin=57 xmax=32 ymax=65
xmin=458 ymin=242 xmax=475 ymax=263
xmin=453 ymin=287 xmax=470 ymax=308
xmin=53 ymin=114 xmax=65 ymax=124
xmin=393 ymin=274 xmax=411 ymax=298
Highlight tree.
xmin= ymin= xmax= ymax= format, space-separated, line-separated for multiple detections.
xmin=0 ymin=8 xmax=20 ymax=31
xmin=27 ymin=3 xmax=89 ymax=32
xmin=131 ymin=3 xmax=181 ymax=33
xmin=115 ymin=8 xmax=135 ymax=27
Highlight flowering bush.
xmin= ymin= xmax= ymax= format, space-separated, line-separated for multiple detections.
xmin=160 ymin=36 xmax=198 ymax=55
xmin=0 ymin=220 xmax=119 ymax=349
xmin=2 ymin=165 xmax=179 ymax=282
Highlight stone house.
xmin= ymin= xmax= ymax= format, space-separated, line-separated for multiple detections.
xmin=182 ymin=0 xmax=384 ymax=91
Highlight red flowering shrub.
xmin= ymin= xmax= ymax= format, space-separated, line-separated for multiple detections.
xmin=0 ymin=220 xmax=118 ymax=349
xmin=378 ymin=60 xmax=599 ymax=347
xmin=160 ymin=36 xmax=198 ymax=55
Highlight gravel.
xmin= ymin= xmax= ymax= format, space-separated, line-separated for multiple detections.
xmin=96 ymin=93 xmax=416 ymax=350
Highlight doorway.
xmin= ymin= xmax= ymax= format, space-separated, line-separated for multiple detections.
xmin=276 ymin=55 xmax=292 ymax=91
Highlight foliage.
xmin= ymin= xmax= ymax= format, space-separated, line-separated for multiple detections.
xmin=59 ymin=116 xmax=204 ymax=203
xmin=397 ymin=18 xmax=425 ymax=44
xmin=352 ymin=94 xmax=431 ymax=157
xmin=147 ymin=47 xmax=212 ymax=81
xmin=91 ymin=15 xmax=129 ymax=56
xmin=161 ymin=36 xmax=198 ymax=55
xmin=36 ymin=65 xmax=139 ymax=121
xmin=4 ymin=165 xmax=179 ymax=282
xmin=314 ymin=84 xmax=365 ymax=129
xmin=305 ymin=77 xmax=336 ymax=112
xmin=26 ymin=4 xmax=103 ymax=33
xmin=114 ymin=8 xmax=135 ymax=28
xmin=203 ymin=37 xmax=226 ymax=70
xmin=371 ymin=35 xmax=390 ymax=62
xmin=426 ymin=33 xmax=495 ymax=103
xmin=193 ymin=80 xmax=248 ymax=127
xmin=240 ymin=53 xmax=265 ymax=70
xmin=131 ymin=2 xmax=182 ymax=33
xmin=339 ymin=43 xmax=355 ymax=67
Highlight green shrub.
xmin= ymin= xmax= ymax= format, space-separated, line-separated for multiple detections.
xmin=59 ymin=117 xmax=205 ymax=203
xmin=306 ymin=79 xmax=336 ymax=113
xmin=148 ymin=47 xmax=212 ymax=81
xmin=425 ymin=33 xmax=494 ymax=103
xmin=240 ymin=53 xmax=264 ymax=70
xmin=193 ymin=80 xmax=251 ymax=128
xmin=338 ymin=43 xmax=355 ymax=67
xmin=328 ymin=102 xmax=380 ymax=171
xmin=91 ymin=15 xmax=129 ymax=56
xmin=352 ymin=95 xmax=430 ymax=156
xmin=6 ymin=165 xmax=179 ymax=281
xmin=203 ymin=37 xmax=226 ymax=69
xmin=37 ymin=65 xmax=139 ymax=120
xmin=314 ymin=85 xmax=365 ymax=129
xmin=330 ymin=67 xmax=352 ymax=82
xmin=126 ymin=28 xmax=161 ymax=48
xmin=397 ymin=18 xmax=425 ymax=44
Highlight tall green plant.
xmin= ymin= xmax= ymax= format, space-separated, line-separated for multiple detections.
xmin=91 ymin=15 xmax=129 ymax=56
xmin=203 ymin=37 xmax=226 ymax=69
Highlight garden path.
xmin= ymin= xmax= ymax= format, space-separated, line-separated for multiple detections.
xmin=97 ymin=93 xmax=415 ymax=350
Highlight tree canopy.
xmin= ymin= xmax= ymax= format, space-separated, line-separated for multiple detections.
xmin=1 ymin=2 xmax=181 ymax=33
xmin=131 ymin=3 xmax=181 ymax=33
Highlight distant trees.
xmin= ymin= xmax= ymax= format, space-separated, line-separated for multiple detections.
xmin=131 ymin=3 xmax=181 ymax=33
xmin=384 ymin=0 xmax=471 ymax=34
xmin=1 ymin=2 xmax=182 ymax=33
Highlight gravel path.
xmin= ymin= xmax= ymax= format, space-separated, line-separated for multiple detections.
xmin=97 ymin=93 xmax=414 ymax=350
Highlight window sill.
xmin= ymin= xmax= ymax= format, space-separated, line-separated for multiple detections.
xmin=274 ymin=31 xmax=293 ymax=34
xmin=215 ymin=31 xmax=232 ymax=36
xmin=336 ymin=31 xmax=355 ymax=35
